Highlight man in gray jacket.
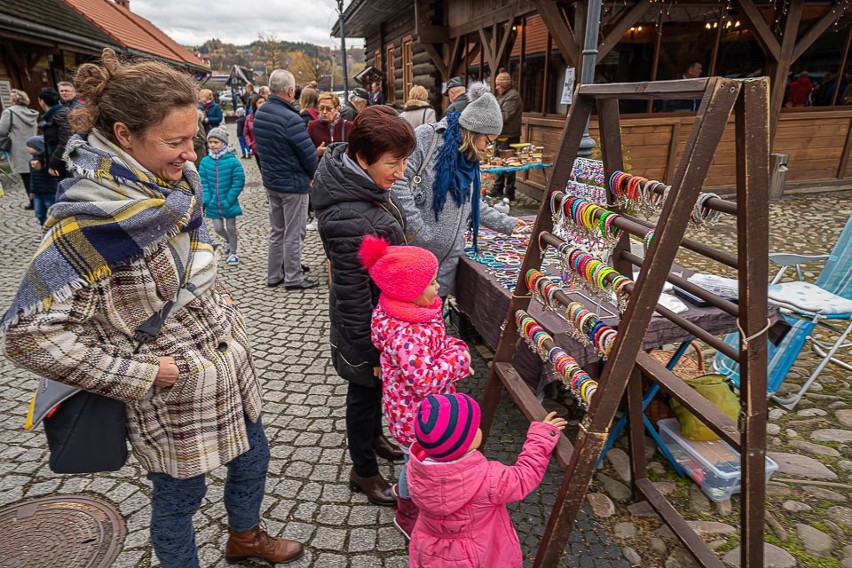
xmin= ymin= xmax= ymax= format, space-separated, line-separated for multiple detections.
xmin=253 ymin=69 xmax=319 ymax=290
xmin=444 ymin=76 xmax=469 ymax=114
xmin=492 ymin=70 xmax=523 ymax=201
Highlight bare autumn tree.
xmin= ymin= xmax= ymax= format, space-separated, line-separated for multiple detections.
xmin=287 ymin=49 xmax=334 ymax=90
xmin=256 ymin=32 xmax=283 ymax=76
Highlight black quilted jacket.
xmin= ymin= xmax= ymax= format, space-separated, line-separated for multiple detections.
xmin=313 ymin=143 xmax=407 ymax=387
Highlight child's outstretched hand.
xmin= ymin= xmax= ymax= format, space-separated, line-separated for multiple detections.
xmin=541 ymin=411 xmax=568 ymax=431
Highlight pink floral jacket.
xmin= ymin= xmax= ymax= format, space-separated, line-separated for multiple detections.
xmin=370 ymin=295 xmax=471 ymax=446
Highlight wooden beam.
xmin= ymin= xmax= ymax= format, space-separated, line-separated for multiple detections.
xmin=792 ymin=6 xmax=845 ymax=61
xmin=598 ymin=0 xmax=652 ymax=61
xmin=833 ymin=26 xmax=852 ymax=106
xmin=2 ymin=44 xmax=28 ymax=73
xmin=532 ymin=0 xmax=579 ymax=67
xmin=463 ymin=42 xmax=482 ymax=71
xmin=533 ymin=0 xmax=580 ymax=67
xmin=420 ymin=42 xmax=448 ymax=79
xmin=738 ymin=0 xmax=781 ymax=61
xmin=770 ymin=0 xmax=804 ymax=136
xmin=838 ymin=117 xmax=852 ymax=178
xmin=479 ymin=28 xmax=496 ymax=74
xmin=647 ymin=10 xmax=665 ymax=112
xmin=495 ymin=21 xmax=516 ymax=71
xmin=709 ymin=6 xmax=724 ymax=77
xmin=574 ymin=0 xmax=586 ymax=80
xmin=541 ymin=33 xmax=551 ymax=114
xmin=445 ymin=36 xmax=462 ymax=78
xmin=449 ymin=2 xmax=529 ymax=38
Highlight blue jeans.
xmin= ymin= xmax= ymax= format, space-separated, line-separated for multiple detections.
xmin=238 ymin=135 xmax=250 ymax=155
xmin=33 ymin=193 xmax=55 ymax=226
xmin=147 ymin=416 xmax=270 ymax=568
xmin=398 ymin=452 xmax=411 ymax=499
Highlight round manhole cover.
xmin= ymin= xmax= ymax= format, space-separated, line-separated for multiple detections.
xmin=0 ymin=495 xmax=126 ymax=568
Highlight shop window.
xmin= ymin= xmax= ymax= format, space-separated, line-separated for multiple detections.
xmin=386 ymin=43 xmax=396 ymax=104
xmin=402 ymin=36 xmax=413 ymax=102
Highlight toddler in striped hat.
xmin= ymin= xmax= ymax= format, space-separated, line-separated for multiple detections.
xmin=407 ymin=393 xmax=566 ymax=567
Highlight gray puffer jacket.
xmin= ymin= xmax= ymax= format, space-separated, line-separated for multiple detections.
xmin=391 ymin=118 xmax=516 ymax=295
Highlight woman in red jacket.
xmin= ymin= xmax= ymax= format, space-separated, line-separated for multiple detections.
xmin=307 ymin=92 xmax=353 ymax=158
xmin=243 ymin=95 xmax=265 ymax=169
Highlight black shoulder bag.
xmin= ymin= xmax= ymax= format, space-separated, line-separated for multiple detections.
xmin=44 ymin=259 xmax=190 ymax=474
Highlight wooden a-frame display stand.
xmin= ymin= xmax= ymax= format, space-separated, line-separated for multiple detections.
xmin=479 ymin=77 xmax=771 ymax=568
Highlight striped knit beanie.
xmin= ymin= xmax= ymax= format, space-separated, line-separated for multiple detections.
xmin=415 ymin=393 xmax=481 ymax=462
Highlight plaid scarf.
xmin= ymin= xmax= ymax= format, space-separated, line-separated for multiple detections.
xmin=1 ymin=130 xmax=214 ymax=334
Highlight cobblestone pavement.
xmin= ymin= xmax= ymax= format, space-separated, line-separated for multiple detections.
xmin=0 ymin=127 xmax=625 ymax=568
xmin=1 ymin=129 xmax=849 ymax=567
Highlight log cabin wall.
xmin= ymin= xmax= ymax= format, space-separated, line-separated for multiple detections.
xmin=363 ymin=1 xmax=444 ymax=110
xmin=519 ymin=107 xmax=852 ymax=195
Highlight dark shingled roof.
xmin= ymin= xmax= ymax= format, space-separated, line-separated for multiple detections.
xmin=0 ymin=0 xmax=118 ymax=52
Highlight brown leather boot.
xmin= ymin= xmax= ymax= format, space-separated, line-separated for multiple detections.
xmin=349 ymin=468 xmax=396 ymax=506
xmin=225 ymin=524 xmax=304 ymax=564
xmin=372 ymin=435 xmax=404 ymax=461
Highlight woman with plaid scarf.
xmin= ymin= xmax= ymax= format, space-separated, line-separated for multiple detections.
xmin=1 ymin=49 xmax=303 ymax=567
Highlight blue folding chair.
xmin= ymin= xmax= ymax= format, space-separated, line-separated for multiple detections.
xmin=715 ymin=215 xmax=852 ymax=409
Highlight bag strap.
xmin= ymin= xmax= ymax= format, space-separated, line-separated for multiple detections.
xmin=132 ymin=240 xmax=194 ymax=352
xmin=409 ymin=127 xmax=439 ymax=191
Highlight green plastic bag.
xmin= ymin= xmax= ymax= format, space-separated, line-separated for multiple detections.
xmin=670 ymin=374 xmax=740 ymax=441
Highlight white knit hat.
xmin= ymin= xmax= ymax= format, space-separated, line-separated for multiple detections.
xmin=459 ymin=91 xmax=503 ymax=135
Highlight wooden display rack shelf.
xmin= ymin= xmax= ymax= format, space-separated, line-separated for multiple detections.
xmin=479 ymin=77 xmax=771 ymax=568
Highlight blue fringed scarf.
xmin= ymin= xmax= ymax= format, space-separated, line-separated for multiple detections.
xmin=431 ymin=112 xmax=482 ymax=252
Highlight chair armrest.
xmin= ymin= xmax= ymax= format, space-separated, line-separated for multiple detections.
xmin=769 ymin=253 xmax=831 ymax=285
xmin=769 ymin=253 xmax=830 ymax=266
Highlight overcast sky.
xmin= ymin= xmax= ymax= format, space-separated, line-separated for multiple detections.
xmin=132 ymin=0 xmax=363 ymax=48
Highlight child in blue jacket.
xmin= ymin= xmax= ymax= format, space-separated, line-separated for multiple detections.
xmin=199 ymin=127 xmax=245 ymax=266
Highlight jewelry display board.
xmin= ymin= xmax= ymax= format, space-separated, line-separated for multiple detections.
xmin=479 ymin=77 xmax=771 ymax=568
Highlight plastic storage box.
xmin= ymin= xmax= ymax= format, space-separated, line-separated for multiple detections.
xmin=657 ymin=418 xmax=778 ymax=502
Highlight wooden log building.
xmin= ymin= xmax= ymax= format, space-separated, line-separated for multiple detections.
xmin=334 ymin=0 xmax=852 ymax=195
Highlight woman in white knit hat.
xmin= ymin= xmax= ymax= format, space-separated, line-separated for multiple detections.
xmin=391 ymin=81 xmax=526 ymax=296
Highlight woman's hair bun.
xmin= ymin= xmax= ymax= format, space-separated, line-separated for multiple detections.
xmin=74 ymin=48 xmax=120 ymax=105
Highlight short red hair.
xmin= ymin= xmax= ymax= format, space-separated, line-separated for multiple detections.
xmin=346 ymin=106 xmax=416 ymax=166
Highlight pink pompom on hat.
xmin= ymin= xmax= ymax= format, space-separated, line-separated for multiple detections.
xmin=358 ymin=235 xmax=438 ymax=303
xmin=415 ymin=393 xmax=481 ymax=462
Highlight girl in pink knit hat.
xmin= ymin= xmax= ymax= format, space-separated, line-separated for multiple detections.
xmin=408 ymin=394 xmax=567 ymax=568
xmin=359 ymin=235 xmax=472 ymax=541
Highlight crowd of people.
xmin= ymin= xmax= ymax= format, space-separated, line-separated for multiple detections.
xmin=0 ymin=44 xmax=559 ymax=566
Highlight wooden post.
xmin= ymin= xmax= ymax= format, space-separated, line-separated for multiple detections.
xmin=832 ymin=25 xmax=852 ymax=106
xmin=708 ymin=6 xmax=724 ymax=77
xmin=735 ymin=77 xmax=771 ymax=568
xmin=647 ymin=11 xmax=665 ymax=113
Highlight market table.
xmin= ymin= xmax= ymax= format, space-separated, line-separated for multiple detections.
xmin=480 ymin=162 xmax=553 ymax=175
xmin=454 ymin=245 xmax=781 ymax=392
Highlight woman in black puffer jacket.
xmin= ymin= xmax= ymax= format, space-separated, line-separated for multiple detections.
xmin=313 ymin=106 xmax=416 ymax=507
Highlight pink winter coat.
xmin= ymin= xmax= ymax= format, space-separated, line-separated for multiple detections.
xmin=371 ymin=295 xmax=471 ymax=446
xmin=407 ymin=422 xmax=561 ymax=568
